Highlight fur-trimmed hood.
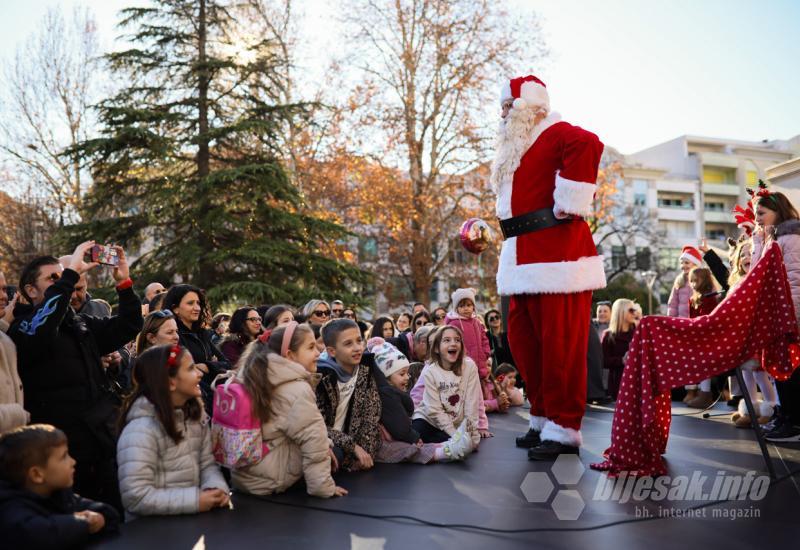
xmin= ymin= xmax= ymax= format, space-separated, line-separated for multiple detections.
xmin=776 ymin=219 xmax=800 ymax=238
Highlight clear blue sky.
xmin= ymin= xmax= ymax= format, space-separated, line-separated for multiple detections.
xmin=1 ymin=0 xmax=798 ymax=154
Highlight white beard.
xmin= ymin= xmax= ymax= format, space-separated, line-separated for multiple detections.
xmin=490 ymin=108 xmax=561 ymax=218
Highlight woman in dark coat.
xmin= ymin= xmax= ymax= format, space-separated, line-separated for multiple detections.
xmin=220 ymin=306 xmax=262 ymax=366
xmin=162 ymin=284 xmax=231 ymax=414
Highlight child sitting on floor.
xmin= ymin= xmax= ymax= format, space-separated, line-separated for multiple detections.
xmin=117 ymin=344 xmax=229 ymax=519
xmin=316 ymin=319 xmax=382 ymax=472
xmin=231 ymin=322 xmax=347 ymax=498
xmin=493 ymin=364 xmax=525 ymax=407
xmin=0 ymin=424 xmax=119 ymax=547
xmin=368 ymin=338 xmax=474 ymax=463
xmin=412 ymin=326 xmax=481 ymax=450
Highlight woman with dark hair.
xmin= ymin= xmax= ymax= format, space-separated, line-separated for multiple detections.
xmin=396 ymin=312 xmax=412 ymax=333
xmin=484 ymin=309 xmax=515 ymax=369
xmin=411 ymin=310 xmax=432 ymax=333
xmin=161 ymin=284 xmax=231 ymax=414
xmin=262 ymin=304 xmax=295 ymax=330
xmin=220 ymin=307 xmax=262 ymax=365
xmin=368 ymin=316 xmax=396 ymax=340
xmin=432 ymin=307 xmax=448 ymax=326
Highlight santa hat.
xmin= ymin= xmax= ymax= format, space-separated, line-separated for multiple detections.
xmin=680 ymin=246 xmax=704 ymax=267
xmin=500 ymin=75 xmax=550 ymax=111
xmin=366 ymin=337 xmax=410 ymax=379
xmin=451 ymin=288 xmax=476 ymax=309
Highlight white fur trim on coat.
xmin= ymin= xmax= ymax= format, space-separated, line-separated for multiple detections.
xmin=541 ymin=419 xmax=582 ymax=447
xmin=492 ymin=111 xmax=562 ymax=219
xmin=553 ymin=173 xmax=596 ymax=218
xmin=497 ymin=240 xmax=606 ymax=295
xmin=529 ymin=415 xmax=547 ymax=432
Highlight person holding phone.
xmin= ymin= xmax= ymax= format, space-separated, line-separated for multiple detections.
xmin=8 ymin=241 xmax=143 ymax=512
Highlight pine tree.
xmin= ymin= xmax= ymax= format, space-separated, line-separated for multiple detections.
xmin=68 ymin=0 xmax=367 ymax=305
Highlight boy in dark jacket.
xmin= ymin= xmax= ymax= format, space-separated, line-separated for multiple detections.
xmin=9 ymin=243 xmax=143 ymax=510
xmin=0 ymin=424 xmax=119 ymax=549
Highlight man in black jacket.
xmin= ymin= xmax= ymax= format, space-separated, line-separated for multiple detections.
xmin=9 ymin=241 xmax=143 ymax=511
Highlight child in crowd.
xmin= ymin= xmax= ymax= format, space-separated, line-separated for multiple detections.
xmin=116 ymin=345 xmax=229 ymax=519
xmin=725 ymin=239 xmax=780 ymax=426
xmin=445 ymin=289 xmax=498 ymax=418
xmin=0 ymin=424 xmax=119 ymax=546
xmin=685 ymin=267 xmax=722 ymax=409
xmin=316 ymin=319 xmax=382 ymax=472
xmin=493 ymin=363 xmax=525 ymax=407
xmin=368 ymin=338 xmax=474 ymax=463
xmin=231 ymin=323 xmax=347 ymax=498
xmin=669 ymin=246 xmax=704 ymax=404
xmin=751 ymin=189 xmax=800 ymax=441
xmin=411 ymin=326 xmax=481 ymax=449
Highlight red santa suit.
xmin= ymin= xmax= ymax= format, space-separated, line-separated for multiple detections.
xmin=491 ymin=75 xmax=605 ymax=448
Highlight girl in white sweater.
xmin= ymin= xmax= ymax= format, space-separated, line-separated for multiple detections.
xmin=412 ymin=326 xmax=481 ymax=450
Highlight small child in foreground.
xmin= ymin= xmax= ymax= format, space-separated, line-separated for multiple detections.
xmin=0 ymin=424 xmax=119 ymax=548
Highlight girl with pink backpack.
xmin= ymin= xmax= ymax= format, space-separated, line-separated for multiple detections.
xmin=227 ymin=322 xmax=347 ymax=498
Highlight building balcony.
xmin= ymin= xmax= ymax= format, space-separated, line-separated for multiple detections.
xmin=703 ymin=211 xmax=734 ymax=223
xmin=657 ymin=207 xmax=697 ymax=222
xmin=656 ymin=179 xmax=698 ymax=194
xmin=702 ymin=183 xmax=740 ymax=196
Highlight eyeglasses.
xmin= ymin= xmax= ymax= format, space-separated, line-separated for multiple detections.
xmin=627 ymin=308 xmax=638 ymax=314
xmin=313 ymin=309 xmax=331 ymax=318
xmin=434 ymin=314 xmax=445 ymax=320
xmin=343 ymin=312 xmax=355 ymax=319
xmin=488 ymin=316 xmax=500 ymax=322
xmin=246 ymin=316 xmax=262 ymax=323
xmin=41 ymin=272 xmax=61 ymax=283
xmin=332 ymin=308 xmax=343 ymax=314
xmin=150 ymin=310 xmax=174 ymax=319
xmin=415 ymin=320 xmax=427 ymax=326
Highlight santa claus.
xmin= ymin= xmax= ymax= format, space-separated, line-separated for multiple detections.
xmin=491 ymin=75 xmax=606 ymax=460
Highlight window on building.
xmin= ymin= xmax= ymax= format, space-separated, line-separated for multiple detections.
xmin=632 ymin=179 xmax=648 ymax=207
xmin=635 ymin=247 xmax=651 ymax=270
xmin=659 ymin=248 xmax=681 ymax=270
xmin=704 ymin=201 xmax=726 ymax=212
xmin=746 ymin=170 xmax=758 ymax=186
xmin=703 ymin=167 xmax=735 ymax=185
xmin=611 ymin=245 xmax=626 ymax=270
xmin=658 ymin=196 xmax=694 ymax=209
xmin=358 ymin=236 xmax=378 ymax=262
xmin=707 ymin=228 xmax=726 ymax=241
xmin=659 ymin=221 xmax=695 ymax=238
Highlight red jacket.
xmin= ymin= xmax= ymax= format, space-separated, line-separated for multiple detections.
xmin=492 ymin=112 xmax=606 ymax=295
xmin=689 ymin=293 xmax=722 ymax=318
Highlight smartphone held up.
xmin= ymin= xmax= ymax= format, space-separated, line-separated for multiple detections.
xmin=84 ymin=244 xmax=120 ymax=267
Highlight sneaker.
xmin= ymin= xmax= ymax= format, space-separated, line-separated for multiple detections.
xmin=527 ymin=440 xmax=579 ymax=461
xmin=442 ymin=419 xmax=475 ymax=460
xmin=515 ymin=428 xmax=541 ymax=449
xmin=764 ymin=422 xmax=800 ymax=442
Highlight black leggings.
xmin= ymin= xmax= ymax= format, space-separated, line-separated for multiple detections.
xmin=412 ymin=418 xmax=451 ymax=443
xmin=777 ymin=368 xmax=800 ymax=423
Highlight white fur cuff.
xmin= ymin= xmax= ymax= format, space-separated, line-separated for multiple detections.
xmin=553 ymin=173 xmax=595 ymax=218
xmin=529 ymin=415 xmax=547 ymax=432
xmin=541 ymin=420 xmax=583 ymax=447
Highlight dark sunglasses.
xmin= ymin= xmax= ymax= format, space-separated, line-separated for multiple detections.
xmin=246 ymin=316 xmax=262 ymax=322
xmin=42 ymin=272 xmax=61 ymax=283
xmin=415 ymin=320 xmax=427 ymax=326
xmin=313 ymin=309 xmax=331 ymax=317
xmin=150 ymin=309 xmax=174 ymax=319
xmin=488 ymin=315 xmax=500 ymax=322
xmin=343 ymin=312 xmax=355 ymax=319
xmin=434 ymin=314 xmax=445 ymax=320
xmin=628 ymin=308 xmax=638 ymax=314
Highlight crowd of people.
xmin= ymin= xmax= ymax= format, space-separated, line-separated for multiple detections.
xmin=0 ymin=244 xmax=525 ymax=546
xmin=1 ymin=188 xmax=800 ymax=547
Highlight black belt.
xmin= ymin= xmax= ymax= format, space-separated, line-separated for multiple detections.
xmin=498 ymin=208 xmax=573 ymax=240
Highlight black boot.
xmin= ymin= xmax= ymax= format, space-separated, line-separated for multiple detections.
xmin=515 ymin=428 xmax=541 ymax=449
xmin=527 ymin=440 xmax=579 ymax=461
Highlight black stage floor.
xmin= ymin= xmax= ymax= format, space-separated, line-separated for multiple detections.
xmin=92 ymin=402 xmax=800 ymax=549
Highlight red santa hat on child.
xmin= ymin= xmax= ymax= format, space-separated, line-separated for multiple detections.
xmin=500 ymin=75 xmax=550 ymax=112
xmin=680 ymin=246 xmax=704 ymax=267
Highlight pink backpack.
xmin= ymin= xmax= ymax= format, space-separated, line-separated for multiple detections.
xmin=211 ymin=372 xmax=269 ymax=468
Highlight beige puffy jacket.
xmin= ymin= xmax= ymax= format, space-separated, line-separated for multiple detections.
xmin=0 ymin=329 xmax=29 ymax=432
xmin=231 ymin=353 xmax=336 ymax=498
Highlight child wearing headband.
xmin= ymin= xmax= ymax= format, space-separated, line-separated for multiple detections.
xmin=117 ymin=344 xmax=229 ymax=519
xmin=231 ymin=322 xmax=347 ymax=498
